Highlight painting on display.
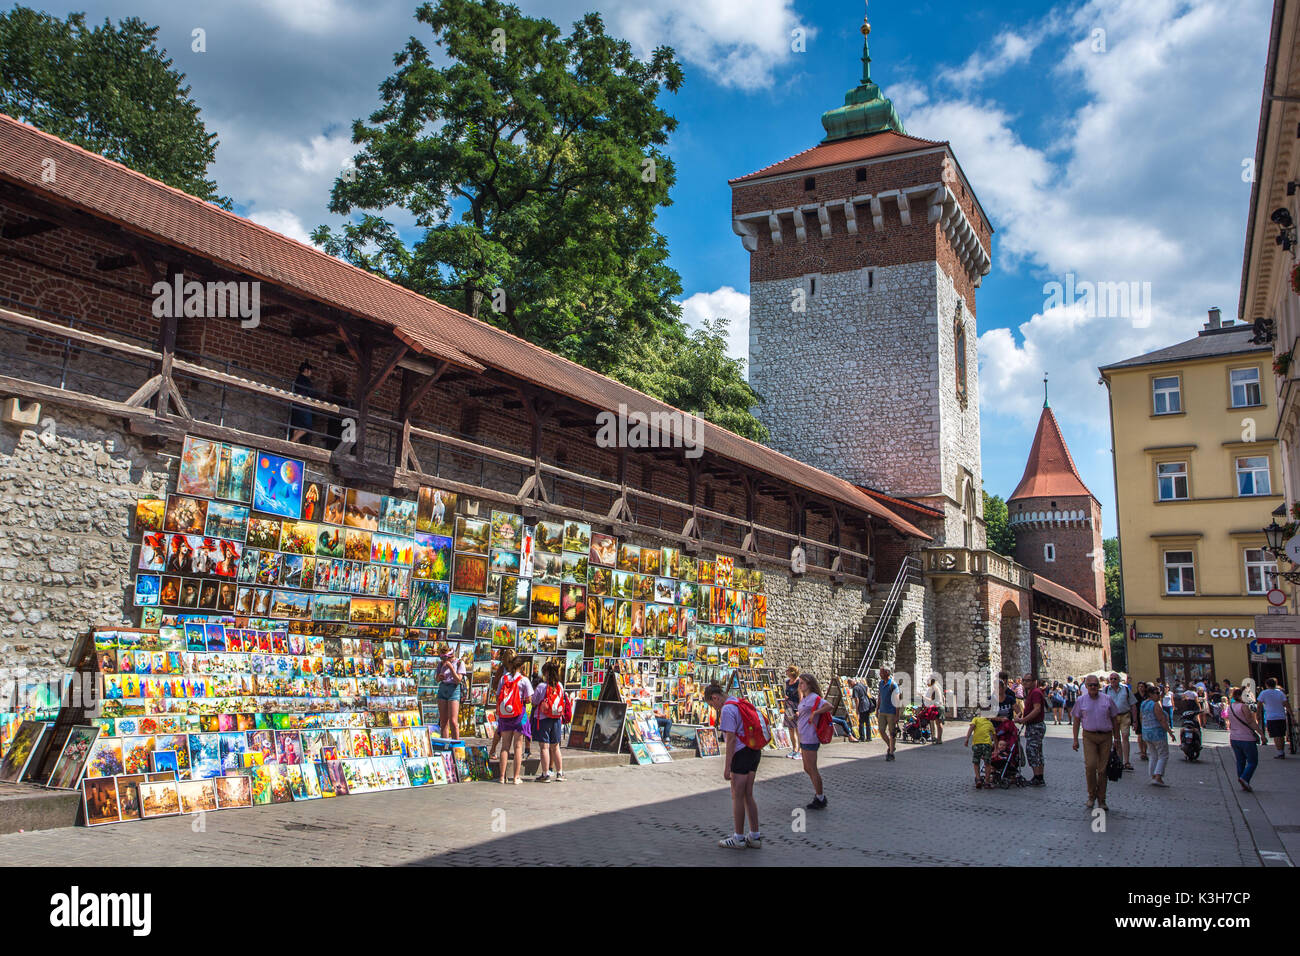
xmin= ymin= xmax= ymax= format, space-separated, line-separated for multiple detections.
xmin=417 ymin=486 xmax=457 ymax=537
xmin=177 ymin=436 xmax=219 ymax=498
xmin=0 ymin=720 xmax=49 ymax=783
xmin=45 ymin=725 xmax=101 ymax=790
xmin=451 ymin=553 xmax=489 ymax=595
xmin=82 ymin=777 xmax=122 ymax=826
xmin=216 ymin=443 xmax=256 ymax=503
xmin=566 ymin=699 xmax=598 ymax=750
xmin=253 ymin=452 xmax=304 ymax=520
xmin=589 ymin=701 xmax=627 ymax=753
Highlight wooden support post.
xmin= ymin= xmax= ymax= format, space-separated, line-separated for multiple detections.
xmin=155 ymin=308 xmax=178 ymax=420
xmin=353 ymin=337 xmax=373 ymax=461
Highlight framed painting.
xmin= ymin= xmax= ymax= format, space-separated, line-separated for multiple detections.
xmin=82 ymin=777 xmax=122 ymax=826
xmin=215 ymin=442 xmax=255 ymax=503
xmin=45 ymin=725 xmax=101 ymax=790
xmin=138 ymin=779 xmax=181 ymax=818
xmin=253 ymin=451 xmax=305 ymax=520
xmin=178 ymin=435 xmax=219 ymax=498
xmin=0 ymin=721 xmax=49 ymax=783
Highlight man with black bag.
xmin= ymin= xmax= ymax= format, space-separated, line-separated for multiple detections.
xmin=1072 ymin=675 xmax=1122 ymax=811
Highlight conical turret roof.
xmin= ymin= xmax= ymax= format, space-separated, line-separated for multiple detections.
xmin=1008 ymin=406 xmax=1095 ymax=502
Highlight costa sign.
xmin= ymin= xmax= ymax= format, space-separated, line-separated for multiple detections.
xmin=1208 ymin=627 xmax=1255 ymax=640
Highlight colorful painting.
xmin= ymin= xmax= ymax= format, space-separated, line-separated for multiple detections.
xmin=138 ymin=779 xmax=181 ymax=818
xmin=451 ymin=552 xmax=489 ymax=595
xmin=177 ymin=778 xmax=219 ymax=814
xmin=0 ymin=720 xmax=49 ymax=783
xmin=178 ymin=435 xmax=219 ymax=498
xmin=344 ymin=488 xmax=382 ymax=530
xmin=323 ymin=485 xmax=346 ymax=525
xmin=216 ymin=443 xmax=255 ymax=502
xmin=490 ymin=510 xmax=523 ymax=552
xmin=279 ymin=520 xmax=318 ymax=555
xmin=350 ymin=597 xmax=396 ymax=624
xmin=214 ymin=774 xmax=253 ymax=809
xmin=136 ymin=498 xmax=165 ymax=534
xmin=301 ymin=481 xmax=324 ymax=522
xmin=316 ymin=525 xmax=345 ymax=559
xmin=114 ymin=774 xmax=147 ymax=821
xmin=45 ymin=725 xmax=100 ymax=789
xmin=371 ymin=533 xmax=414 ymax=566
xmin=253 ymin=451 xmax=304 ymax=520
xmin=379 ymin=496 xmax=418 ymax=536
xmin=417 ymin=486 xmax=457 ymax=536
xmin=203 ymin=501 xmax=249 ymax=541
xmin=82 ymin=777 xmax=122 ymax=826
xmin=84 ymin=735 xmax=124 ymax=778
xmin=530 ymin=584 xmax=560 ymax=626
xmin=134 ymin=574 xmax=160 ymax=607
xmin=410 ymin=580 xmax=450 ymax=628
xmin=534 ymin=521 xmax=564 ymax=555
xmin=414 ymin=533 xmax=452 ymax=581
xmin=589 ymin=532 xmax=617 ymax=568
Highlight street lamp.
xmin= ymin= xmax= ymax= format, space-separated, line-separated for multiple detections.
xmin=1264 ymin=520 xmax=1288 ymax=554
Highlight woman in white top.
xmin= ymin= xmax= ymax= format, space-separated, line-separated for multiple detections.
xmin=923 ymin=677 xmax=945 ymax=744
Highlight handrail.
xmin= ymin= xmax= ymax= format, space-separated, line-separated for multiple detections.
xmin=854 ymin=555 xmax=918 ymax=679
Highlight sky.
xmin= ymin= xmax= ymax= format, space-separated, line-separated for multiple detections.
xmin=35 ymin=0 xmax=1276 ymax=535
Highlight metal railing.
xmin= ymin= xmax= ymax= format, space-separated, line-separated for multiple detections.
xmin=853 ymin=555 xmax=920 ymax=679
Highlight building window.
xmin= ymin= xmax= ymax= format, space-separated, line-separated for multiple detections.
xmin=804 ymin=274 xmax=819 ymax=298
xmin=1230 ymin=367 xmax=1262 ymax=408
xmin=1152 ymin=375 xmax=1181 ymax=414
xmin=855 ymin=168 xmax=866 ymax=182
xmin=955 ymin=315 xmax=967 ymax=405
xmin=1163 ymin=550 xmax=1195 ymax=594
xmin=804 ymin=176 xmax=816 ymax=191
xmin=1158 ymin=645 xmax=1215 ymax=689
xmin=1044 ymin=543 xmax=1056 ymax=562
xmin=1245 ymin=548 xmax=1276 ymax=594
xmin=1156 ymin=461 xmax=1188 ymax=501
xmin=1236 ymin=456 xmax=1271 ymax=496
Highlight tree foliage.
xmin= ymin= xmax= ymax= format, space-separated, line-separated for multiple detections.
xmin=314 ymin=0 xmax=683 ymax=374
xmin=982 ymin=491 xmax=1016 ymax=556
xmin=611 ymin=318 xmax=768 ymax=443
xmin=0 ymin=7 xmax=227 ymax=206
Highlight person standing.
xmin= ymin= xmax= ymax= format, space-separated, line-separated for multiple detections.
xmin=1257 ymin=678 xmax=1292 ymax=759
xmin=1226 ymin=687 xmax=1263 ymax=791
xmin=849 ymin=677 xmax=874 ymax=742
xmin=1139 ymin=685 xmax=1175 ymax=787
xmin=1103 ymin=672 xmax=1137 ymax=771
xmin=783 ymin=666 xmax=802 ymax=759
xmin=1064 ymin=676 xmax=1078 ymax=715
xmin=877 ymin=666 xmax=901 ymax=761
xmin=435 ymin=648 xmax=466 ymax=741
xmin=1133 ymin=681 xmax=1148 ymax=762
xmin=706 ymin=681 xmax=762 ymax=849
xmin=965 ymin=709 xmax=996 ymax=788
xmin=288 ymin=360 xmax=318 ymax=444
xmin=1050 ymin=683 xmax=1066 ymax=725
xmin=494 ymin=652 xmax=533 ymax=785
xmin=531 ymin=660 xmax=567 ymax=783
xmin=797 ymin=674 xmax=833 ymax=809
xmin=924 ymin=676 xmax=945 ymax=744
xmin=1016 ymin=672 xmax=1047 ymax=786
xmin=1071 ymin=675 xmax=1121 ymax=811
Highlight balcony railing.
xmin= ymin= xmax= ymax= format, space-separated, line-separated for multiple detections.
xmin=922 ymin=547 xmax=1033 ymax=589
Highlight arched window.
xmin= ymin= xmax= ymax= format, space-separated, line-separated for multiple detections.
xmin=955 ymin=310 xmax=968 ymax=406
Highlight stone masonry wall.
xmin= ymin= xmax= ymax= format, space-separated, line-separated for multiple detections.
xmin=750 ymin=261 xmax=941 ymax=496
xmin=760 ymin=569 xmax=874 ymax=685
xmin=0 ymin=408 xmax=173 ymax=686
xmin=936 ymin=266 xmax=984 ymax=550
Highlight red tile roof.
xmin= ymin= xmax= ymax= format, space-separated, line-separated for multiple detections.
xmin=728 ymin=131 xmax=946 ymax=184
xmin=1008 ymin=406 xmax=1095 ymax=502
xmin=0 ymin=113 xmax=930 ymax=541
xmin=1032 ymin=573 xmax=1101 ymax=618
xmin=858 ymin=486 xmax=945 ymax=519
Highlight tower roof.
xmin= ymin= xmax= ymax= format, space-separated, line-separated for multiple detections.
xmin=820 ymin=5 xmax=906 ymax=142
xmin=1008 ymin=406 xmax=1096 ymax=502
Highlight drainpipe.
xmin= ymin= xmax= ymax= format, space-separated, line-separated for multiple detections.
xmin=1100 ymin=373 xmax=1127 ymax=673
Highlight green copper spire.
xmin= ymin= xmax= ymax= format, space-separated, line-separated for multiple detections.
xmin=1043 ymin=373 xmax=1050 ymax=409
xmin=821 ymin=2 xmax=906 ymax=142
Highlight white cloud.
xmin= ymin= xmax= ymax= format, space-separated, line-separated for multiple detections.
xmin=247 ymin=208 xmax=315 ymax=246
xmin=939 ymin=27 xmax=1046 ymax=88
xmin=678 ymin=286 xmax=750 ymax=372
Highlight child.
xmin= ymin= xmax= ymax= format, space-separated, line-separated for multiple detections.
xmin=965 ymin=710 xmax=995 ymax=788
xmin=705 ymin=681 xmax=762 ymax=849
xmin=796 ymin=674 xmax=833 ymax=809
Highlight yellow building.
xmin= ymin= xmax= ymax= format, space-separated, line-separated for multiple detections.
xmin=1101 ymin=314 xmax=1287 ymax=690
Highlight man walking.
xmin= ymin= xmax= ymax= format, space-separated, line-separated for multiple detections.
xmin=1102 ymin=672 xmax=1137 ymax=771
xmin=1016 ymin=672 xmax=1046 ymax=785
xmin=849 ymin=677 xmax=874 ymax=742
xmin=878 ymin=667 xmax=901 ymax=761
xmin=1258 ymin=678 xmax=1292 ymax=759
xmin=1072 ymin=675 xmax=1121 ymax=810
xmin=705 ymin=681 xmax=762 ymax=849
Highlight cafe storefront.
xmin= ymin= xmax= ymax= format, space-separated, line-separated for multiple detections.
xmin=1127 ymin=616 xmax=1261 ymax=689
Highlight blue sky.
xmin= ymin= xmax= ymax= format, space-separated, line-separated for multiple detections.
xmin=46 ymin=0 xmax=1275 ymax=534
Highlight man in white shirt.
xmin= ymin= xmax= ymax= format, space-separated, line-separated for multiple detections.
xmin=1257 ymin=678 xmax=1293 ymax=759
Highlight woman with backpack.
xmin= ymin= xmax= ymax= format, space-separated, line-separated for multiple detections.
xmin=797 ymin=673 xmax=834 ymax=811
xmin=494 ymin=652 xmax=533 ymax=785
xmin=531 ymin=660 xmax=567 ymax=783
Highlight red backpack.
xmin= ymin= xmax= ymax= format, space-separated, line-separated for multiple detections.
xmin=542 ymin=682 xmax=568 ymax=720
xmin=498 ymin=674 xmax=523 ymax=718
xmin=812 ymin=694 xmax=834 ymax=744
xmin=728 ymin=698 xmax=771 ymax=750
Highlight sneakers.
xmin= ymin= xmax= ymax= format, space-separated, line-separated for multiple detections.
xmin=745 ymin=832 xmax=762 ymax=849
xmin=1029 ymin=776 xmax=1045 ymax=787
xmin=1239 ymin=778 xmax=1253 ymax=792
xmin=554 ymin=771 xmax=566 ymax=781
xmin=806 ymin=795 xmax=827 ymax=810
xmin=534 ymin=772 xmax=551 ymax=783
xmin=718 ymin=835 xmax=747 ymax=849
xmin=885 ymin=752 xmax=895 ymax=761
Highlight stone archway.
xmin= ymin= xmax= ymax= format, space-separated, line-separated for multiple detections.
xmin=999 ymin=600 xmax=1022 ymax=677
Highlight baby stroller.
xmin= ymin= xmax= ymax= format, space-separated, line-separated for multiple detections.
xmin=991 ymin=719 xmax=1027 ymax=789
xmin=901 ymin=704 xmax=941 ymax=743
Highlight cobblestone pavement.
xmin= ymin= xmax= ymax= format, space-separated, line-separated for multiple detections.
xmin=0 ymin=726 xmax=1280 ymax=866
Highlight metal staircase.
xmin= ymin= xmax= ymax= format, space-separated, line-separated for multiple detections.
xmin=827 ymin=555 xmax=921 ymax=713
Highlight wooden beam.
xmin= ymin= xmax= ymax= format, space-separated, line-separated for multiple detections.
xmin=401 ymin=360 xmax=448 ymax=416
xmin=1 ymin=219 xmax=58 ymax=240
xmin=95 ymin=253 xmax=136 ymax=271
xmin=291 ymin=318 xmax=336 ymax=339
xmin=365 ymin=342 xmax=408 ymax=396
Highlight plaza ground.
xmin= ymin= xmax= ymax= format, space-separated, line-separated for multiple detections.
xmin=0 ymin=724 xmax=1293 ymax=866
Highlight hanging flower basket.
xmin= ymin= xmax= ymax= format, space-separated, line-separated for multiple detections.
xmin=1275 ymin=352 xmax=1292 ymax=377
xmin=1292 ymin=262 xmax=1300 ymax=295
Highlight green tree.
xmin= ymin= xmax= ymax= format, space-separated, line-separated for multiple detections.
xmin=611 ymin=318 xmax=768 ymax=443
xmin=0 ymin=7 xmax=227 ymax=206
xmin=1103 ymin=536 xmax=1125 ymax=668
xmin=314 ymin=0 xmax=684 ymax=374
xmin=983 ymin=491 xmax=1015 ymax=556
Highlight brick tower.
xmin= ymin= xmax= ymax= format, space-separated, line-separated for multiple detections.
xmin=1007 ymin=380 xmax=1106 ymax=609
xmin=729 ymin=8 xmax=993 ymax=549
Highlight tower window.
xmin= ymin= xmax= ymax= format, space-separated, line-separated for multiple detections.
xmin=804 ymin=176 xmax=816 ymax=191
xmin=855 ymin=168 xmax=866 ymax=182
xmin=866 ymin=270 xmax=874 ymax=289
xmin=1044 ymin=543 xmax=1056 ymax=562
xmin=954 ymin=313 xmax=968 ymax=405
